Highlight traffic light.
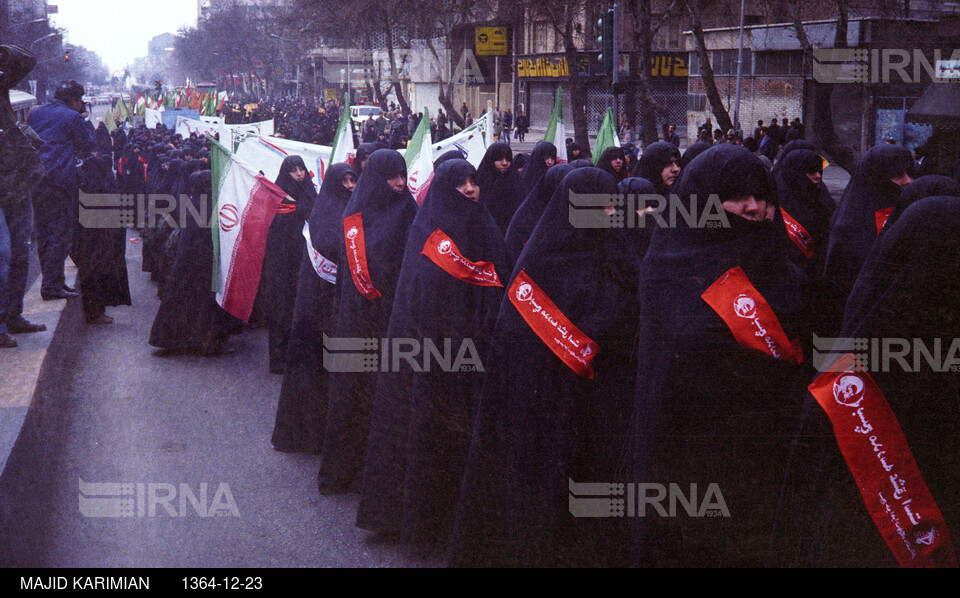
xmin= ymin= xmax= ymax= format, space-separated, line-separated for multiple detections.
xmin=597 ymin=9 xmax=614 ymax=72
xmin=63 ymin=50 xmax=70 ymax=62
xmin=156 ymin=80 xmax=163 ymax=92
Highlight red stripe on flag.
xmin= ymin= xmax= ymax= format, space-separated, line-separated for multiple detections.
xmin=220 ymin=176 xmax=285 ymax=320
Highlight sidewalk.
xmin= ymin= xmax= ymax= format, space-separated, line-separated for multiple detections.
xmin=0 ymin=258 xmax=80 ymax=475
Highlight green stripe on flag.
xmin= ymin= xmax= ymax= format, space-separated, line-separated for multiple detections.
xmin=544 ymin=86 xmax=562 ymax=145
xmin=329 ymin=93 xmax=351 ymax=166
xmin=209 ymin=136 xmax=232 ymax=292
xmin=405 ymin=106 xmax=430 ymax=170
xmin=593 ymin=108 xmax=618 ymax=165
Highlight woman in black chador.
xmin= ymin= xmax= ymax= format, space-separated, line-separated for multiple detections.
xmin=822 ymin=144 xmax=914 ymax=332
xmin=879 ymin=174 xmax=960 ymax=236
xmin=775 ymin=148 xmax=835 ymax=279
xmin=272 ymin=162 xmax=356 ymax=453
xmin=356 ymin=159 xmax=510 ymax=551
xmin=778 ymin=196 xmax=960 ymax=567
xmin=596 ymin=146 xmax=628 ymax=182
xmin=504 ymin=164 xmax=575 ymax=262
xmin=72 ymin=155 xmax=131 ymax=324
xmin=633 ymin=141 xmax=681 ymax=195
xmin=475 ymin=142 xmax=525 ymax=235
xmin=449 ymin=168 xmax=648 ymax=567
xmin=627 ymin=145 xmax=812 ymax=567
xmin=149 ymin=171 xmax=239 ymax=354
xmin=520 ymin=140 xmax=557 ymax=196
xmin=257 ymin=155 xmax=318 ymax=373
xmin=318 ymin=149 xmax=417 ymax=494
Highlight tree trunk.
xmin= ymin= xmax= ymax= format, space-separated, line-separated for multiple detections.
xmin=564 ymin=42 xmax=590 ymax=154
xmin=790 ymin=0 xmax=856 ymax=172
xmin=383 ymin=25 xmax=411 ymax=117
xmin=686 ymin=1 xmax=733 ymax=132
xmin=628 ymin=0 xmax=667 ymax=146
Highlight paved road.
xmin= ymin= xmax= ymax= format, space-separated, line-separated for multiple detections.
xmin=0 ymin=239 xmax=435 ymax=568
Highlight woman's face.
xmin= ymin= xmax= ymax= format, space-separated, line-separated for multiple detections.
xmin=610 ymin=157 xmax=624 ymax=172
xmin=661 ymin=158 xmax=681 ymax=188
xmin=456 ymin=174 xmax=480 ymax=202
xmin=890 ymin=172 xmax=913 ymax=188
xmin=722 ymin=195 xmax=771 ymax=222
xmin=290 ymin=166 xmax=308 ymax=182
xmin=805 ymin=171 xmax=822 ymax=185
xmin=386 ymin=172 xmax=407 ymax=193
xmin=544 ymin=155 xmax=556 ymax=168
xmin=342 ymin=173 xmax=357 ymax=192
xmin=495 ymin=157 xmax=511 ymax=174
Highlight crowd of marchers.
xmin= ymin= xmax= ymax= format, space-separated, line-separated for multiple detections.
xmin=2 ymin=42 xmax=958 ymax=566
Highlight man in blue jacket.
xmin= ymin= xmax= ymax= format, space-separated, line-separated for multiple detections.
xmin=28 ymin=80 xmax=94 ymax=300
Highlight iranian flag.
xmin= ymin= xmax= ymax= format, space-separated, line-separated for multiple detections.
xmin=592 ymin=108 xmax=621 ymax=166
xmin=405 ymin=106 xmax=433 ymax=205
xmin=544 ymin=86 xmax=568 ymax=164
xmin=209 ymin=138 xmax=289 ymax=321
xmin=327 ymin=93 xmax=355 ymax=176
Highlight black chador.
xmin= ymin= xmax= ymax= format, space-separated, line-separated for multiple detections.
xmin=504 ymin=164 xmax=574 ymax=262
xmin=257 ymin=155 xmax=318 ymax=373
xmin=318 ymin=150 xmax=417 ymax=493
xmin=272 ymin=163 xmax=356 ymax=453
xmin=356 ymin=159 xmax=510 ymax=550
xmin=449 ymin=168 xmax=647 ymax=567
xmin=627 ymin=145 xmax=811 ymax=567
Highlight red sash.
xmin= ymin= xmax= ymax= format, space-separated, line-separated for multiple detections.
xmin=342 ymin=213 xmax=381 ymax=300
xmin=781 ymin=208 xmax=815 ymax=258
xmin=701 ymin=266 xmax=803 ymax=364
xmin=808 ymin=353 xmax=957 ymax=568
xmin=875 ymin=207 xmax=894 ymax=234
xmin=420 ymin=229 xmax=502 ymax=287
xmin=508 ymin=270 xmax=599 ymax=379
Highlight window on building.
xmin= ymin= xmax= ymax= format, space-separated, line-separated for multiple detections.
xmin=688 ymin=49 xmax=751 ymax=76
xmin=654 ymin=14 xmax=682 ymax=49
xmin=532 ymin=21 xmax=551 ymax=54
xmin=754 ymin=51 xmax=804 ymax=75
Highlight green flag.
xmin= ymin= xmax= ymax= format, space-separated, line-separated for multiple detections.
xmin=543 ymin=87 xmax=568 ymax=162
xmin=592 ymin=108 xmax=620 ymax=165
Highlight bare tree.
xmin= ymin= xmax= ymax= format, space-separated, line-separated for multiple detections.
xmin=522 ymin=0 xmax=593 ymax=152
xmin=624 ymin=0 xmax=680 ymax=146
xmin=683 ymin=0 xmax=734 ymax=131
xmin=788 ymin=0 xmax=856 ymax=171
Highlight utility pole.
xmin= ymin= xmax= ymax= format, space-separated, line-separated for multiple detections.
xmin=732 ymin=0 xmax=746 ymax=133
xmin=612 ymin=1 xmax=620 ymax=131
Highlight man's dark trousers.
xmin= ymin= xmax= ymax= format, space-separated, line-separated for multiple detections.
xmin=0 ymin=197 xmax=34 ymax=326
xmin=32 ymin=179 xmax=74 ymax=296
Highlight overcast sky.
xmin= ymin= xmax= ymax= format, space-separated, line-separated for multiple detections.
xmin=50 ymin=0 xmax=198 ymax=72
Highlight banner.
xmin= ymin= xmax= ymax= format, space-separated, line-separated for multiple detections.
xmin=235 ymin=135 xmax=331 ymax=193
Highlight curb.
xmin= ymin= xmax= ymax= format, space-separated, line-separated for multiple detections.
xmin=0 ymin=261 xmax=81 ymax=476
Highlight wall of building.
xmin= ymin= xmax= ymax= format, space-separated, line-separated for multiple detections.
xmin=686 ymin=74 xmax=803 ymax=141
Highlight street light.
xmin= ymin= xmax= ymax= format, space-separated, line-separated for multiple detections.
xmin=11 ymin=18 xmax=48 ymax=28
xmin=29 ymin=32 xmax=60 ymax=51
